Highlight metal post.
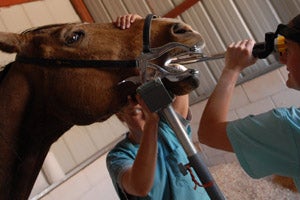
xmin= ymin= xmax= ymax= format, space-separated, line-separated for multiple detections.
xmin=137 ymin=78 xmax=225 ymax=200
xmin=159 ymin=106 xmax=225 ymax=200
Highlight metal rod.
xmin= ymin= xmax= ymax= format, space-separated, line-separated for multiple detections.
xmin=159 ymin=105 xmax=225 ymax=200
xmin=167 ymin=52 xmax=225 ymax=66
xmin=159 ymin=106 xmax=197 ymax=156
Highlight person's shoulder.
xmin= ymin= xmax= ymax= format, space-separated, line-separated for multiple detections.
xmin=108 ymin=136 xmax=130 ymax=153
xmin=266 ymin=107 xmax=300 ymax=129
xmin=107 ymin=135 xmax=139 ymax=159
xmin=273 ymin=106 xmax=300 ymax=118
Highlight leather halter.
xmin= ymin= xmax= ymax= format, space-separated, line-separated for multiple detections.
xmin=142 ymin=14 xmax=157 ymax=53
xmin=15 ymin=14 xmax=157 ymax=69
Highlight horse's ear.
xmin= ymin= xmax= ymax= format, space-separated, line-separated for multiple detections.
xmin=0 ymin=32 xmax=21 ymax=53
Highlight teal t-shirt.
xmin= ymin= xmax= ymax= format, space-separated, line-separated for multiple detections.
xmin=227 ymin=107 xmax=300 ymax=191
xmin=106 ymin=117 xmax=210 ymax=200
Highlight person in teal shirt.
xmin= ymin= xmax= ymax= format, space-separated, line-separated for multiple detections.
xmin=199 ymin=14 xmax=300 ymax=191
xmin=107 ymin=14 xmax=210 ymax=200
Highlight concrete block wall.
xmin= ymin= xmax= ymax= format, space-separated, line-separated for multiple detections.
xmin=33 ymin=153 xmax=119 ymax=200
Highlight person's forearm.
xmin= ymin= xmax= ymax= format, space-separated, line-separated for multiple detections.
xmin=205 ymin=68 xmax=240 ymax=122
xmin=199 ymin=39 xmax=256 ymax=152
xmin=122 ymin=120 xmax=158 ymax=196
xmin=132 ymin=121 xmax=158 ymax=189
xmin=199 ymin=68 xmax=240 ymax=151
xmin=172 ymin=95 xmax=189 ymax=119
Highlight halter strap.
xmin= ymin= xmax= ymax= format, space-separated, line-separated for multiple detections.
xmin=143 ymin=14 xmax=157 ymax=53
xmin=16 ymin=56 xmax=137 ymax=68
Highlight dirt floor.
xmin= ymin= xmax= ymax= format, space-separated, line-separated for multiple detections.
xmin=209 ymin=162 xmax=300 ymax=200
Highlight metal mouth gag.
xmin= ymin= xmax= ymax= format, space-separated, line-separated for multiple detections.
xmin=165 ymin=51 xmax=225 ymax=66
xmin=121 ymin=14 xmax=205 ymax=85
xmin=137 ymin=42 xmax=203 ymax=83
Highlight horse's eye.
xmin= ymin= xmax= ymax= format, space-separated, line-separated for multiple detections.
xmin=65 ymin=31 xmax=85 ymax=45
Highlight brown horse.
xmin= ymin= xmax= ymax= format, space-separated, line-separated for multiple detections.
xmin=0 ymin=16 xmax=203 ymax=199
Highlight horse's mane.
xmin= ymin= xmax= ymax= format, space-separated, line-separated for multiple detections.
xmin=0 ymin=63 xmax=12 ymax=83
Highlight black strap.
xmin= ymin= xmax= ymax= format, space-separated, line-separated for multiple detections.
xmin=143 ymin=14 xmax=157 ymax=53
xmin=16 ymin=56 xmax=137 ymax=68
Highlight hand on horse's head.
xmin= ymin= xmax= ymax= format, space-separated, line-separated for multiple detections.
xmin=114 ymin=14 xmax=142 ymax=29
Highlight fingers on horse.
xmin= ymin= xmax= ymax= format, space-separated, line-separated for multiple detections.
xmin=115 ymin=14 xmax=141 ymax=29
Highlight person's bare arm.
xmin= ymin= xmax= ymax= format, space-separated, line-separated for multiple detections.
xmin=198 ymin=39 xmax=257 ymax=152
xmin=121 ymin=95 xmax=159 ymax=196
xmin=172 ymin=94 xmax=189 ymax=119
xmin=119 ymin=94 xmax=188 ymax=196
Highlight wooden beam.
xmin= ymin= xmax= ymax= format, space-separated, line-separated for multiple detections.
xmin=70 ymin=0 xmax=94 ymax=23
xmin=70 ymin=0 xmax=201 ymax=22
xmin=0 ymin=0 xmax=38 ymax=7
xmin=1 ymin=0 xmax=200 ymax=22
xmin=164 ymin=0 xmax=199 ymax=18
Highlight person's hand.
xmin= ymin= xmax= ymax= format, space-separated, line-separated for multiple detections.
xmin=225 ymin=39 xmax=257 ymax=72
xmin=114 ymin=14 xmax=142 ymax=29
xmin=136 ymin=95 xmax=159 ymax=124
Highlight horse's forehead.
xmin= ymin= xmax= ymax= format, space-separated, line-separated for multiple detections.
xmin=22 ymin=23 xmax=75 ymax=34
xmin=22 ymin=18 xmax=181 ymax=37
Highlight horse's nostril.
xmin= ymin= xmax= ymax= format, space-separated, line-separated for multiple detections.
xmin=173 ymin=23 xmax=192 ymax=34
xmin=175 ymin=29 xmax=187 ymax=34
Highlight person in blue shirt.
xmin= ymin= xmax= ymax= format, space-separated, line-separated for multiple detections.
xmin=199 ymin=14 xmax=300 ymax=191
xmin=107 ymin=14 xmax=210 ymax=200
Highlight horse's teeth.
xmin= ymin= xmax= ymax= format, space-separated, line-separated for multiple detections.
xmin=174 ymin=64 xmax=187 ymax=71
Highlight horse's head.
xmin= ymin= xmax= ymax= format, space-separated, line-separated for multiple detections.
xmin=0 ymin=16 xmax=204 ymax=124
